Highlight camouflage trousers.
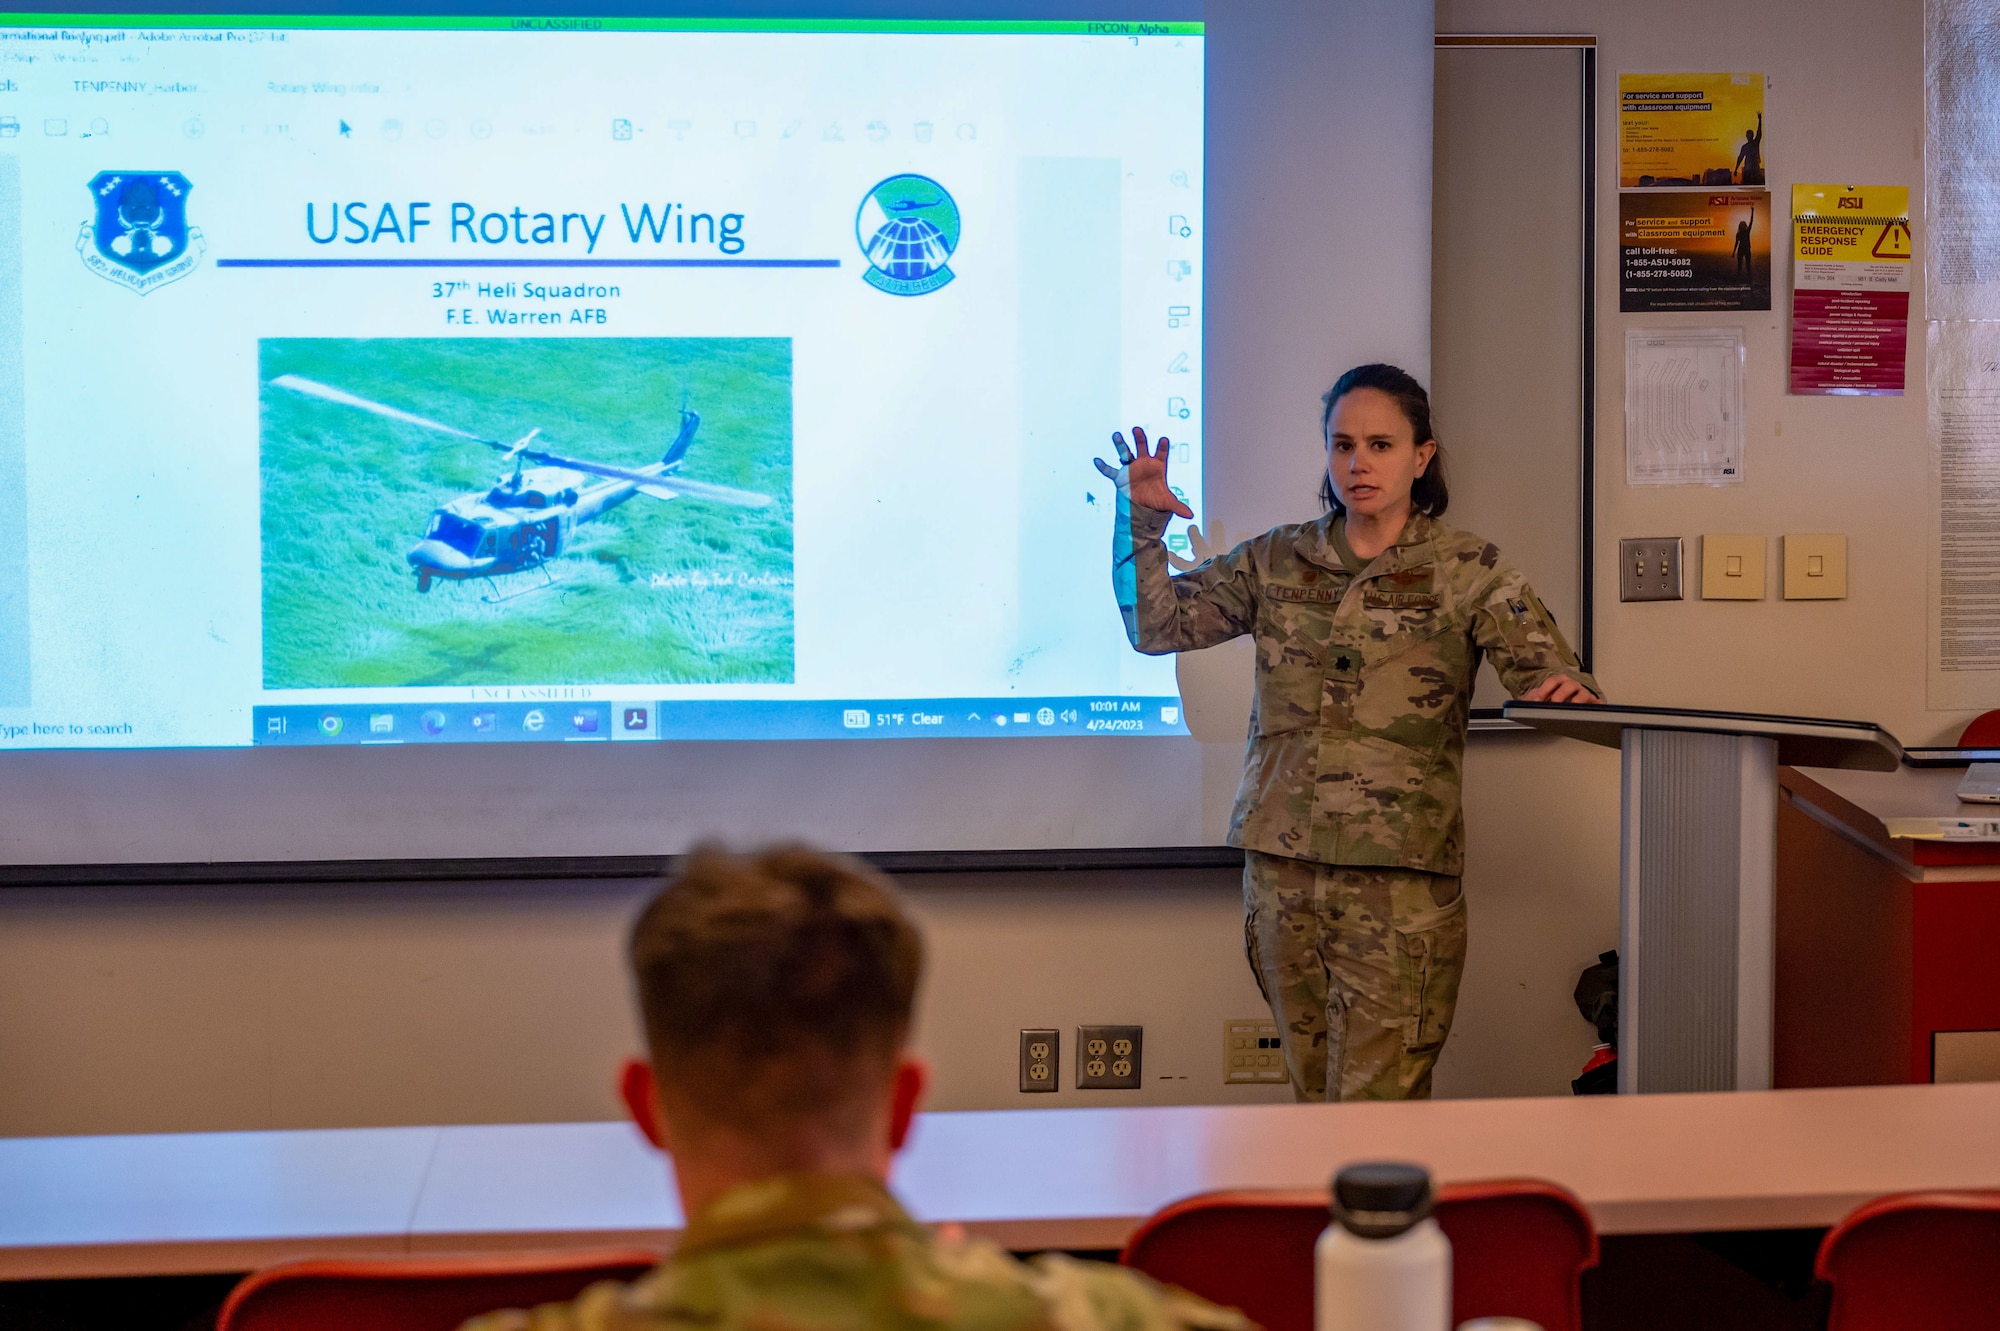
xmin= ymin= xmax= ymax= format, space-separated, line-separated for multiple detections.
xmin=1242 ymin=850 xmax=1467 ymax=1102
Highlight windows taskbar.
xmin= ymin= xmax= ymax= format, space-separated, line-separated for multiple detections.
xmin=251 ymin=697 xmax=1191 ymax=744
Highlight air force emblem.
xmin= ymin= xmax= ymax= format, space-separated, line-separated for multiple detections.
xmin=856 ymin=174 xmax=958 ymax=296
xmin=78 ymin=171 xmax=206 ymax=294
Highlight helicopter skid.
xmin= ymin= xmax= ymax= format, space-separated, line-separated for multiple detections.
xmin=477 ymin=560 xmax=563 ymax=605
xmin=479 ymin=577 xmax=565 ymax=605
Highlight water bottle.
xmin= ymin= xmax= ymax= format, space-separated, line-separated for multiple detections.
xmin=1315 ymin=1162 xmax=1452 ymax=1331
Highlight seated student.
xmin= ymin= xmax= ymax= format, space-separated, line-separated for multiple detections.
xmin=463 ymin=845 xmax=1253 ymax=1331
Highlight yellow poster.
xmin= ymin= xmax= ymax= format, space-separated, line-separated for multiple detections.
xmin=1619 ymin=72 xmax=1767 ymax=189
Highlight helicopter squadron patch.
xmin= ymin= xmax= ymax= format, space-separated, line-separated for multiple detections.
xmin=77 ymin=171 xmax=206 ymax=295
xmin=855 ymin=174 xmax=959 ymax=296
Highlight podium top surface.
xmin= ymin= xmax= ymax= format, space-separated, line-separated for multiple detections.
xmin=1501 ymin=701 xmax=1903 ymax=771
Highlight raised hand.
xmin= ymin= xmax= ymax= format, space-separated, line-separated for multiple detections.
xmin=1092 ymin=425 xmax=1194 ymax=519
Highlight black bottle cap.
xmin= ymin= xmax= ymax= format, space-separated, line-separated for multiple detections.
xmin=1331 ymin=1162 xmax=1433 ymax=1239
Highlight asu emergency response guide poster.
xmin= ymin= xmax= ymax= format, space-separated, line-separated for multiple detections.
xmin=0 ymin=16 xmax=1205 ymax=750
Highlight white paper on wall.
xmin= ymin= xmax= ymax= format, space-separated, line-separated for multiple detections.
xmin=1624 ymin=326 xmax=1746 ymax=486
xmin=1927 ymin=321 xmax=2000 ymax=709
xmin=1927 ymin=0 xmax=2000 ymax=320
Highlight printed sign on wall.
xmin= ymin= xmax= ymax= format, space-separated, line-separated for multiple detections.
xmin=1790 ymin=184 xmax=1912 ymax=396
xmin=1620 ymin=190 xmax=1773 ymax=312
xmin=1619 ymin=72 xmax=1767 ymax=189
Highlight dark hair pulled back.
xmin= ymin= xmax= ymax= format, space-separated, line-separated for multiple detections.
xmin=1318 ymin=362 xmax=1449 ymax=518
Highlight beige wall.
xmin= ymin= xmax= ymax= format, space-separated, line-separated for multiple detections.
xmin=1438 ymin=0 xmax=1955 ymax=743
xmin=0 ymin=735 xmax=1617 ymax=1137
xmin=0 ymin=870 xmax=1298 ymax=1136
xmin=0 ymin=0 xmax=1956 ymax=1138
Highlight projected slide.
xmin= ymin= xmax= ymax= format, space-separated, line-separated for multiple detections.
xmin=0 ymin=15 xmax=1203 ymax=749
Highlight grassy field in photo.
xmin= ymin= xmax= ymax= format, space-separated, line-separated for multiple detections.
xmin=260 ymin=337 xmax=793 ymax=688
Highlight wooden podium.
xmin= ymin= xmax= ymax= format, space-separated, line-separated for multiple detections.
xmin=1503 ymin=702 xmax=1902 ymax=1094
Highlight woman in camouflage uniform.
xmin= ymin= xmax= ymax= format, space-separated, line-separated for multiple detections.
xmin=1096 ymin=363 xmax=1600 ymax=1102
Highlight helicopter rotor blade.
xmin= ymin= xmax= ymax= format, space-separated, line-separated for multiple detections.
xmin=516 ymin=447 xmax=773 ymax=509
xmin=635 ymin=477 xmax=774 ymax=509
xmin=271 ymin=375 xmax=771 ymax=508
xmin=268 ymin=375 xmax=505 ymax=448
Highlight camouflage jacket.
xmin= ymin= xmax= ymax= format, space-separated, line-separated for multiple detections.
xmin=1114 ymin=496 xmax=1597 ymax=874
xmin=459 ymin=1173 xmax=1253 ymax=1331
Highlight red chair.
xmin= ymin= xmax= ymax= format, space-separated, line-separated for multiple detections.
xmin=216 ymin=1249 xmax=661 ymax=1331
xmin=1959 ymin=711 xmax=2000 ymax=747
xmin=1119 ymin=1181 xmax=1598 ymax=1331
xmin=1816 ymin=1191 xmax=2000 ymax=1330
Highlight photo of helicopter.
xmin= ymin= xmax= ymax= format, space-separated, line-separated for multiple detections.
xmin=269 ymin=373 xmax=773 ymax=597
xmin=258 ymin=336 xmax=794 ymax=691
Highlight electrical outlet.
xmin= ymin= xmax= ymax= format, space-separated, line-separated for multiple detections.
xmin=1223 ymin=1017 xmax=1288 ymax=1084
xmin=1618 ymin=537 xmax=1683 ymax=601
xmin=1019 ymin=1028 xmax=1058 ymax=1092
xmin=1076 ymin=1025 xmax=1143 ymax=1090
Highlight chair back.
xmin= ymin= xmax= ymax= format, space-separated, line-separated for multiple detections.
xmin=215 ymin=1249 xmax=660 ymax=1331
xmin=1959 ymin=710 xmax=2000 ymax=747
xmin=1816 ymin=1191 xmax=2000 ymax=1330
xmin=1433 ymin=1181 xmax=1599 ymax=1331
xmin=1119 ymin=1181 xmax=1597 ymax=1331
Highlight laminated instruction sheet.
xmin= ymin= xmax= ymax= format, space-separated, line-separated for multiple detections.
xmin=1624 ymin=327 xmax=1746 ymax=486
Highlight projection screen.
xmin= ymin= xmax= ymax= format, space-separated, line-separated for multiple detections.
xmin=0 ymin=0 xmax=1433 ymax=867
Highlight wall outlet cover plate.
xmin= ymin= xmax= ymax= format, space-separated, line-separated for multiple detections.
xmin=1076 ymin=1025 xmax=1142 ymax=1090
xmin=1618 ymin=537 xmax=1684 ymax=602
xmin=1019 ymin=1028 xmax=1058 ymax=1092
xmin=1701 ymin=533 xmax=1766 ymax=600
xmin=1224 ymin=1017 xmax=1288 ymax=1084
xmin=1782 ymin=533 xmax=1847 ymax=600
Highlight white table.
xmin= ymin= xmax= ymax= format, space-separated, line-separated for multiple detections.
xmin=8 ymin=1083 xmax=2000 ymax=1279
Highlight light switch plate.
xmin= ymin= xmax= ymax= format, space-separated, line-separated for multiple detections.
xmin=1701 ymin=534 xmax=1766 ymax=600
xmin=1783 ymin=533 xmax=1848 ymax=599
xmin=1618 ymin=537 xmax=1683 ymax=601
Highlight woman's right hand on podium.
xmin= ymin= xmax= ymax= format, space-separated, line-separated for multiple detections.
xmin=1094 ymin=426 xmax=1194 ymax=519
xmin=1523 ymin=674 xmax=1602 ymax=704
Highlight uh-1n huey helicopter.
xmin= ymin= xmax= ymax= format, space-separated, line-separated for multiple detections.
xmin=268 ymin=374 xmax=773 ymax=597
